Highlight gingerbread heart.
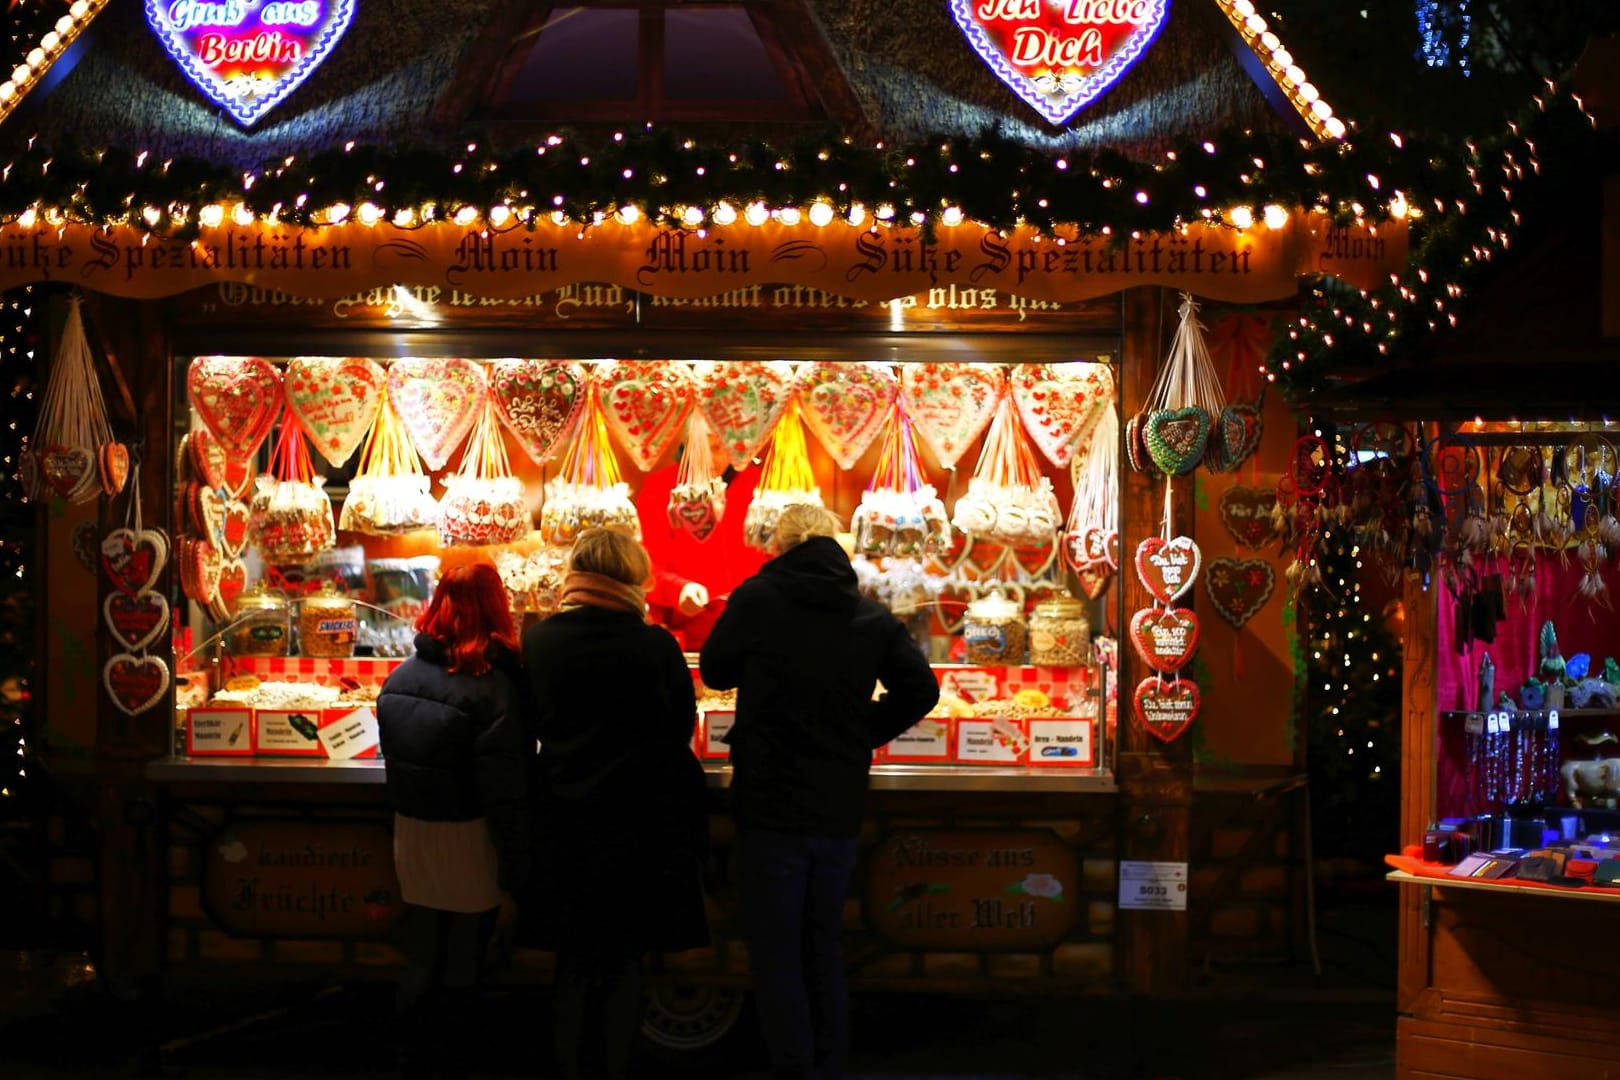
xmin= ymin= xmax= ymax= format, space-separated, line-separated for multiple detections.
xmin=1124 ymin=413 xmax=1159 ymax=477
xmin=598 ymin=360 xmax=695 ymax=472
xmin=179 ymin=538 xmax=223 ymax=607
xmin=188 ymin=483 xmax=227 ymax=547
xmin=489 ymin=359 xmax=587 ymax=465
xmin=1129 ymin=606 xmax=1200 ymax=673
xmin=1103 ymin=531 xmax=1120 ymax=571
xmin=187 ymin=428 xmax=228 ymax=489
xmin=1201 ymin=408 xmax=1243 ymax=475
xmin=1218 ymin=486 xmax=1280 ymax=550
xmin=934 ymin=581 xmax=977 ymax=635
xmin=99 ymin=442 xmax=130 ymax=497
xmin=795 ymin=361 xmax=898 ymax=470
xmin=187 ymin=356 xmax=282 ymax=459
xmin=103 ymin=653 xmax=171 ymax=717
xmin=217 ymin=558 xmax=248 ymax=611
xmin=1076 ymin=563 xmax=1114 ymax=600
xmin=670 ymin=498 xmax=720 ymax=542
xmin=104 ymin=590 xmax=169 ymax=652
xmin=1144 ymin=407 xmax=1210 ymax=476
xmin=224 ymin=456 xmax=254 ymax=501
xmin=41 ymin=444 xmax=95 ymax=500
xmin=387 ymin=358 xmax=488 ymax=471
xmin=1011 ymin=362 xmax=1113 ymax=469
xmin=926 ymin=527 xmax=972 ymax=577
xmin=72 ymin=521 xmax=99 ymax=573
xmin=101 ymin=528 xmax=168 ymax=597
xmin=1062 ymin=529 xmax=1092 ymax=573
xmin=1133 ymin=677 xmax=1200 ymax=744
xmin=220 ymin=500 xmax=250 ymax=559
xmin=964 ymin=536 xmax=1009 ymax=579
xmin=285 ymin=356 xmax=386 ymax=469
xmin=1009 ymin=539 xmax=1058 ymax=580
xmin=696 ymin=360 xmax=796 ymax=471
xmin=901 ymin=363 xmax=1004 ymax=469
xmin=1222 ymin=403 xmax=1263 ymax=470
xmin=1134 ymin=536 xmax=1201 ymax=604
xmin=1205 ymin=556 xmax=1276 ymax=630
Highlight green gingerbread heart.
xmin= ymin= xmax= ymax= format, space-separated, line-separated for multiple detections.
xmin=1144 ymin=407 xmax=1211 ymax=476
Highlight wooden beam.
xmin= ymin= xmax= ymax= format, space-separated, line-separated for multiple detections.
xmin=765 ymin=0 xmax=873 ymax=142
xmin=1397 ymin=562 xmax=1438 ymax=1013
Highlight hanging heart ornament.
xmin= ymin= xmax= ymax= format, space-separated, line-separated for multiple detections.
xmin=104 ymin=591 xmax=170 ymax=652
xmin=1129 ymin=606 xmax=1200 ymax=673
xmin=1132 ymin=677 xmax=1200 ymax=744
xmin=489 ymin=359 xmax=587 ymax=465
xmin=1205 ymin=557 xmax=1277 ymax=630
xmin=285 ymin=357 xmax=386 ymax=469
xmin=1133 ymin=536 xmax=1201 ymax=604
xmin=101 ymin=528 xmax=169 ymax=598
xmin=1011 ymin=362 xmax=1113 ymax=469
xmin=103 ymin=653 xmax=171 ymax=717
xmin=386 ymin=358 xmax=488 ymax=471
xmin=598 ymin=360 xmax=696 ymax=471
xmin=1218 ymin=486 xmax=1280 ymax=550
xmin=41 ymin=445 xmax=96 ymax=500
xmin=1144 ymin=407 xmax=1210 ymax=476
xmin=1076 ymin=563 xmax=1114 ymax=601
xmin=696 ymin=360 xmax=796 ymax=471
xmin=187 ymin=356 xmax=283 ymax=460
xmin=900 ymin=363 xmax=1004 ymax=469
xmin=186 ymin=429 xmax=228 ymax=490
xmin=796 ymin=361 xmax=899 ymax=470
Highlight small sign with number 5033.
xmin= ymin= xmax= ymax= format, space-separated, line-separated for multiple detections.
xmin=1117 ymin=860 xmax=1188 ymax=911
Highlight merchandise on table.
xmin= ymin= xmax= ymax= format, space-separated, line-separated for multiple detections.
xmin=1029 ymin=596 xmax=1091 ymax=667
xmin=226 ymin=582 xmax=291 ymax=658
xmin=298 ymin=583 xmax=358 ymax=658
xmin=963 ymin=591 xmax=1027 ymax=666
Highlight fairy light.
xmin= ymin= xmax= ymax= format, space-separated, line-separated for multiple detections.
xmin=0 ymin=285 xmax=36 ymax=800
xmin=744 ymin=201 xmax=769 ymax=227
xmin=1213 ymin=0 xmax=1343 ymax=139
xmin=808 ymin=201 xmax=835 ymax=227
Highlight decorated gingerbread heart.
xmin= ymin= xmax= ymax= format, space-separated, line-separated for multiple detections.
xmin=1222 ymin=403 xmax=1263 ymax=470
xmin=1129 ymin=606 xmax=1200 ymax=673
xmin=1124 ymin=413 xmax=1159 ymax=477
xmin=103 ymin=653 xmax=171 ymax=717
xmin=179 ymin=538 xmax=223 ymax=607
xmin=387 ymin=358 xmax=488 ymax=471
xmin=1009 ymin=539 xmax=1058 ymax=580
xmin=901 ymin=362 xmax=1004 ymax=469
xmin=41 ymin=444 xmax=96 ymax=500
xmin=188 ymin=483 xmax=227 ymax=547
xmin=285 ymin=356 xmax=386 ymax=469
xmin=1134 ymin=536 xmax=1201 ymax=604
xmin=489 ymin=359 xmax=587 ymax=465
xmin=187 ymin=356 xmax=282 ymax=459
xmin=1076 ymin=563 xmax=1114 ymax=600
xmin=217 ymin=558 xmax=248 ymax=611
xmin=224 ymin=455 xmax=254 ymax=501
xmin=101 ymin=528 xmax=168 ymax=598
xmin=98 ymin=442 xmax=130 ymax=497
xmin=104 ymin=590 xmax=169 ymax=652
xmin=1144 ymin=407 xmax=1210 ymax=476
xmin=598 ymin=360 xmax=695 ymax=472
xmin=795 ymin=361 xmax=898 ymax=470
xmin=185 ymin=429 xmax=227 ymax=489
xmin=1205 ymin=556 xmax=1277 ymax=630
xmin=1218 ymin=486 xmax=1280 ymax=550
xmin=1133 ymin=676 xmax=1200 ymax=744
xmin=669 ymin=497 xmax=720 ymax=542
xmin=1011 ymin=362 xmax=1113 ymax=469
xmin=220 ymin=500 xmax=251 ymax=559
xmin=696 ymin=360 xmax=796 ymax=471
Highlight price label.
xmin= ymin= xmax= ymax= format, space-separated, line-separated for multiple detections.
xmin=1118 ymin=860 xmax=1188 ymax=911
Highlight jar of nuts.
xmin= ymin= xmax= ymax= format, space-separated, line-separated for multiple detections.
xmin=1029 ymin=595 xmax=1090 ymax=668
xmin=963 ymin=590 xmax=1027 ymax=666
xmin=298 ymin=582 xmax=357 ymax=658
xmin=227 ymin=581 xmax=290 ymax=658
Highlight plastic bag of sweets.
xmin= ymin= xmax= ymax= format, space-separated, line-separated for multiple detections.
xmin=366 ymin=556 xmax=439 ymax=624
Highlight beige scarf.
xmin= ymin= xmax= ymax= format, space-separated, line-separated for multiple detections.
xmin=561 ymin=571 xmax=646 ymax=617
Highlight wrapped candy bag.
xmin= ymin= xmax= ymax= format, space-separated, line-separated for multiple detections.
xmin=951 ymin=393 xmax=1060 ymax=548
xmin=744 ymin=399 xmax=823 ymax=552
xmin=249 ymin=408 xmax=335 ymax=566
xmin=852 ymin=399 xmax=949 ymax=559
xmin=339 ymin=396 xmax=439 ymax=535
xmin=667 ymin=410 xmax=726 ymax=542
xmin=540 ymin=379 xmax=641 ymax=544
xmin=438 ymin=399 xmax=531 ymax=547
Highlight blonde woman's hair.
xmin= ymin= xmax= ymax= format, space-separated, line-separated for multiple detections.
xmin=569 ymin=527 xmax=652 ymax=586
xmin=773 ymin=503 xmax=843 ymax=554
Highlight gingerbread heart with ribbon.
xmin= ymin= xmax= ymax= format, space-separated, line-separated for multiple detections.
xmin=184 ymin=429 xmax=227 ymax=489
xmin=187 ymin=356 xmax=282 ymax=460
xmin=103 ymin=653 xmax=171 ymax=717
xmin=598 ymin=360 xmax=695 ymax=471
xmin=285 ymin=356 xmax=387 ymax=469
xmin=795 ymin=361 xmax=898 ymax=470
xmin=1129 ymin=606 xmax=1200 ymax=673
xmin=188 ymin=482 xmax=227 ymax=547
xmin=98 ymin=442 xmax=130 ymax=497
xmin=1076 ymin=563 xmax=1114 ymax=601
xmin=1144 ymin=407 xmax=1210 ymax=476
xmin=489 ymin=358 xmax=587 ymax=466
xmin=387 ymin=357 xmax=488 ymax=471
xmin=696 ymin=360 xmax=796 ymax=471
xmin=41 ymin=445 xmax=96 ymax=500
xmin=104 ymin=590 xmax=169 ymax=652
xmin=901 ymin=362 xmax=1004 ymax=469
xmin=1011 ymin=362 xmax=1113 ymax=469
xmin=1134 ymin=536 xmax=1200 ymax=604
xmin=1218 ymin=486 xmax=1280 ymax=550
xmin=1205 ymin=556 xmax=1276 ymax=630
xmin=220 ymin=500 xmax=251 ymax=559
xmin=101 ymin=528 xmax=168 ymax=598
xmin=179 ymin=538 xmax=223 ymax=607
xmin=1133 ymin=676 xmax=1200 ymax=744
xmin=1221 ymin=403 xmax=1263 ymax=470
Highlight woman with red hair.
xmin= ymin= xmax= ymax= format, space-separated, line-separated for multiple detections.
xmin=378 ymin=562 xmax=530 ymax=1080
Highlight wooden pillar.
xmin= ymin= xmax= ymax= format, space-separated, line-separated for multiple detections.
xmin=1115 ymin=286 xmax=1192 ymax=996
xmin=1396 ymin=567 xmax=1438 ymax=1012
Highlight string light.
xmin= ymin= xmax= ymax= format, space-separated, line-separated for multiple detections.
xmin=0 ymin=285 xmax=35 ymax=801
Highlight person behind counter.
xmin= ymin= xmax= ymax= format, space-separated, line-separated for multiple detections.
xmin=699 ymin=504 xmax=939 ymax=1080
xmin=521 ymin=527 xmax=709 ymax=1080
xmin=376 ymin=562 xmax=530 ymax=1080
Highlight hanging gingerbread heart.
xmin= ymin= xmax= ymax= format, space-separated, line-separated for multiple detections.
xmin=220 ymin=500 xmax=251 ymax=559
xmin=1124 ymin=413 xmax=1159 ymax=477
xmin=104 ymin=590 xmax=169 ymax=652
xmin=795 ymin=361 xmax=898 ymax=470
xmin=185 ymin=428 xmax=228 ymax=489
xmin=98 ymin=442 xmax=130 ymax=497
xmin=387 ymin=358 xmax=488 ymax=471
xmin=901 ymin=363 xmax=1004 ymax=469
xmin=1076 ymin=563 xmax=1114 ymax=600
xmin=101 ymin=528 xmax=168 ymax=598
xmin=1205 ymin=556 xmax=1277 ymax=630
xmin=1133 ymin=676 xmax=1200 ymax=744
xmin=597 ymin=360 xmax=695 ymax=472
xmin=187 ymin=356 xmax=282 ymax=460
xmin=1218 ymin=486 xmax=1280 ymax=550
xmin=696 ymin=360 xmax=796 ymax=471
xmin=1129 ymin=606 xmax=1200 ymax=673
xmin=933 ymin=581 xmax=978 ymax=636
xmin=179 ymin=538 xmax=223 ymax=607
xmin=1222 ymin=403 xmax=1263 ymax=470
xmin=1144 ymin=407 xmax=1210 ymax=476
xmin=489 ymin=359 xmax=587 ymax=465
xmin=1134 ymin=536 xmax=1201 ymax=604
xmin=188 ymin=482 xmax=227 ymax=547
xmin=1009 ymin=539 xmax=1058 ymax=580
xmin=926 ymin=526 xmax=973 ymax=577
xmin=72 ymin=521 xmax=99 ymax=574
xmin=103 ymin=653 xmax=171 ymax=716
xmin=1062 ymin=529 xmax=1092 ymax=572
xmin=224 ymin=456 xmax=254 ymax=501
xmin=1201 ymin=408 xmax=1241 ymax=475
xmin=1011 ymin=362 xmax=1113 ymax=469
xmin=41 ymin=445 xmax=96 ymax=500
xmin=217 ymin=558 xmax=248 ymax=612
xmin=285 ymin=356 xmax=386 ymax=469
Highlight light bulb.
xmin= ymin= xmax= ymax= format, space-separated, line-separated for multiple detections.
xmin=777 ymin=206 xmax=801 ymax=226
xmin=325 ymin=202 xmax=351 ymax=225
xmin=1262 ymin=204 xmax=1288 ymax=229
xmin=744 ymin=202 xmax=769 ymax=227
xmin=808 ymin=201 xmax=835 ymax=227
xmin=1229 ymin=205 xmax=1254 ymax=230
xmin=847 ymin=202 xmax=867 ymax=227
xmin=453 ymin=205 xmax=479 ymax=226
xmin=713 ymin=201 xmax=737 ymax=225
xmin=357 ymin=201 xmax=382 ymax=226
xmin=941 ymin=206 xmax=964 ymax=227
xmin=683 ymin=205 xmax=705 ymax=227
xmin=198 ymin=204 xmax=224 ymax=228
xmin=489 ymin=204 xmax=512 ymax=227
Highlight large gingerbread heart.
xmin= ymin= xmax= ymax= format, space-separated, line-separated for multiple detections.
xmin=1218 ymin=486 xmax=1280 ymax=550
xmin=187 ymin=356 xmax=282 ymax=460
xmin=489 ymin=359 xmax=587 ymax=465
xmin=1011 ymin=362 xmax=1113 ymax=469
xmin=1205 ymin=556 xmax=1276 ymax=630
xmin=101 ymin=528 xmax=168 ymax=598
xmin=1134 ymin=536 xmax=1201 ymax=604
xmin=598 ymin=360 xmax=695 ymax=471
xmin=795 ymin=361 xmax=898 ymax=470
xmin=696 ymin=360 xmax=796 ymax=471
xmin=1144 ymin=407 xmax=1210 ymax=476
xmin=1129 ymin=606 xmax=1200 ymax=673
xmin=41 ymin=444 xmax=96 ymax=500
xmin=104 ymin=590 xmax=169 ymax=652
xmin=1133 ymin=676 xmax=1200 ymax=744
xmin=901 ymin=363 xmax=1004 ymax=469
xmin=186 ymin=428 xmax=227 ymax=489
xmin=285 ymin=356 xmax=386 ymax=469
xmin=387 ymin=358 xmax=488 ymax=471
xmin=1221 ymin=403 xmax=1263 ymax=471
xmin=103 ymin=653 xmax=171 ymax=717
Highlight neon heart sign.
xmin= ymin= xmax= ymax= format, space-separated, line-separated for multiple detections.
xmin=146 ymin=0 xmax=354 ymax=126
xmin=949 ymin=0 xmax=1169 ymax=125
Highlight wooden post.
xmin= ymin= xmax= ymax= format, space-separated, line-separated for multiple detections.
xmin=1397 ymin=567 xmax=1438 ymax=1013
xmin=1115 ymin=286 xmax=1192 ymax=996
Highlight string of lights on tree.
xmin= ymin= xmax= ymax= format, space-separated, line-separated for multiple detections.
xmin=0 ymin=286 xmax=37 ymax=802
xmin=1416 ymin=0 xmax=1473 ymax=76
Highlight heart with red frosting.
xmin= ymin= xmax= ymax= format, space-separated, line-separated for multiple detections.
xmin=1076 ymin=563 xmax=1113 ymax=600
xmin=1218 ymin=486 xmax=1280 ymax=550
xmin=101 ymin=528 xmax=168 ymax=597
xmin=1011 ymin=362 xmax=1112 ymax=469
xmin=696 ymin=360 xmax=796 ymax=471
xmin=99 ymin=442 xmax=130 ymax=497
xmin=187 ymin=356 xmax=282 ymax=460
xmin=187 ymin=429 xmax=228 ymax=489
xmin=1134 ymin=536 xmax=1201 ymax=604
xmin=796 ymin=361 xmax=898 ymax=470
xmin=1204 ymin=556 xmax=1277 ymax=630
xmin=217 ymin=558 xmax=248 ymax=611
xmin=104 ymin=590 xmax=169 ymax=652
xmin=598 ymin=360 xmax=696 ymax=472
xmin=42 ymin=445 xmax=95 ymax=500
xmin=1132 ymin=676 xmax=1200 ymax=744
xmin=103 ymin=653 xmax=171 ymax=716
xmin=489 ymin=359 xmax=587 ymax=466
xmin=220 ymin=500 xmax=251 ymax=559
xmin=1129 ymin=606 xmax=1200 ymax=673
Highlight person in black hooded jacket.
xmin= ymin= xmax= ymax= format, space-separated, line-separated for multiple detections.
xmin=377 ymin=562 xmax=529 ymax=1080
xmin=700 ymin=503 xmax=938 ymax=1080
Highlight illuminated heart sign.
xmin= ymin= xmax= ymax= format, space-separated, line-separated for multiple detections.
xmin=949 ymin=0 xmax=1169 ymax=125
xmin=145 ymin=0 xmax=354 ymax=126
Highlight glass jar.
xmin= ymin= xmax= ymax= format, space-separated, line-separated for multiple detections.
xmin=227 ymin=581 xmax=290 ymax=658
xmin=299 ymin=582 xmax=357 ymax=658
xmin=963 ymin=590 xmax=1027 ymax=666
xmin=1029 ymin=595 xmax=1091 ymax=668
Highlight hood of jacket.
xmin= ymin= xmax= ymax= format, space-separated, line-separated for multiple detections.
xmin=759 ymin=536 xmax=860 ymax=614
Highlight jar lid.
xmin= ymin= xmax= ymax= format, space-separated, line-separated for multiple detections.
xmin=303 ymin=586 xmax=354 ymax=611
xmin=966 ymin=590 xmax=1021 ymax=618
xmin=1033 ymin=595 xmax=1087 ymax=617
xmin=233 ymin=581 xmax=286 ymax=612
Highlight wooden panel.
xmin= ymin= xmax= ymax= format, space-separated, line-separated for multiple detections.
xmin=1399 ymin=1014 xmax=1620 ymax=1080
xmin=1397 ymin=563 xmax=1438 ymax=1012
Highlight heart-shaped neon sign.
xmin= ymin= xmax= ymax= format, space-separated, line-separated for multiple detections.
xmin=949 ymin=0 xmax=1169 ymax=125
xmin=146 ymin=0 xmax=354 ymax=126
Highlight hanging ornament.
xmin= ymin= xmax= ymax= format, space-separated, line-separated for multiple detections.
xmin=1218 ymin=486 xmax=1281 ymax=550
xmin=1011 ymin=361 xmax=1113 ymax=469
xmin=852 ymin=399 xmax=950 ymax=559
xmin=438 ymin=400 xmax=530 ymax=548
xmin=901 ymin=362 xmax=1004 ymax=470
xmin=103 ymin=653 xmax=171 ymax=717
xmin=540 ymin=383 xmax=640 ymax=545
xmin=386 ymin=357 xmax=488 ymax=471
xmin=187 ymin=355 xmax=283 ymax=461
xmin=27 ymin=295 xmax=119 ymax=503
xmin=668 ymin=410 xmax=727 ymax=543
xmin=248 ymin=408 xmax=336 ymax=566
xmin=1129 ymin=606 xmax=1200 ymax=673
xmin=1133 ymin=676 xmax=1200 ymax=744
xmin=745 ymin=399 xmax=824 ymax=552
xmin=796 ymin=361 xmax=898 ymax=470
xmin=1135 ymin=294 xmax=1226 ymax=477
xmin=695 ymin=360 xmax=796 ymax=471
xmin=1134 ymin=536 xmax=1201 ymax=604
xmin=284 ymin=356 xmax=387 ymax=469
xmin=1062 ymin=409 xmax=1120 ymax=599
xmin=101 ymin=466 xmax=169 ymax=599
xmin=951 ymin=393 xmax=1060 ymax=549
xmin=598 ymin=359 xmax=696 ymax=472
xmin=489 ymin=358 xmax=587 ymax=466
xmin=339 ymin=397 xmax=439 ymax=536
xmin=1204 ymin=556 xmax=1277 ymax=630
xmin=105 ymin=589 xmax=169 ymax=653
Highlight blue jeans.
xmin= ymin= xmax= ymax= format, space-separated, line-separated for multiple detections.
xmin=737 ymin=828 xmax=861 ymax=1080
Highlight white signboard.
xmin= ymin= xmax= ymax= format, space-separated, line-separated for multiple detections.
xmin=1118 ymin=860 xmax=1188 ymax=911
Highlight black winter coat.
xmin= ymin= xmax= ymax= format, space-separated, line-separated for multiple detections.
xmin=699 ymin=536 xmax=940 ymax=836
xmin=377 ymin=633 xmax=531 ymax=892
xmin=521 ymin=606 xmax=709 ymax=953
